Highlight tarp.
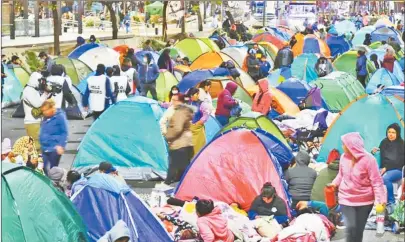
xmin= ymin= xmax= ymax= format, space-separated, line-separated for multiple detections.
xmin=370 ymin=26 xmax=403 ymax=45
xmin=317 ymin=94 xmax=404 ymax=167
xmin=54 ymin=57 xmax=92 ymax=85
xmin=221 ymin=112 xmax=289 ymax=148
xmin=352 ymin=26 xmax=376 ymax=47
xmin=7 ymin=64 xmax=30 ymax=87
xmin=2 ymin=63 xmax=23 ymax=108
xmin=73 ymin=96 xmax=168 ymax=180
xmin=291 ymin=53 xmax=319 ymax=83
xmin=71 ymin=174 xmax=172 ymax=242
xmin=68 ymin=44 xmax=120 ymax=70
xmin=292 ymin=34 xmax=331 ymax=57
xmin=309 ymin=71 xmax=365 ymax=112
xmin=178 ymin=70 xmax=215 ymax=92
xmin=252 ymin=32 xmax=288 ymax=49
xmin=326 ymin=35 xmax=351 ymax=57
xmin=333 ymin=51 xmax=377 ymax=81
xmin=152 ymin=70 xmax=179 ymax=102
xmin=174 ymin=38 xmax=217 ymax=62
xmin=366 ymin=68 xmax=402 ymax=94
xmin=277 ymin=78 xmax=311 ymax=106
xmin=190 ymin=51 xmax=238 ymax=71
xmin=2 ymin=163 xmax=88 ymax=242
xmin=335 ymin=20 xmax=357 ymax=35
xmin=175 ymin=128 xmax=292 ymax=215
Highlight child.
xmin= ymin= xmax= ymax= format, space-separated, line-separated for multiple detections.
xmin=157 ymin=213 xmax=199 ymax=241
xmin=259 ymin=55 xmax=271 ymax=79
xmin=196 ymin=199 xmax=234 ymax=242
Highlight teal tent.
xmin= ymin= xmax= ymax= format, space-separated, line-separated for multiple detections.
xmin=2 ymin=64 xmax=23 ymax=108
xmin=73 ymin=96 xmax=168 ymax=180
xmin=291 ymin=53 xmax=319 ymax=83
xmin=317 ymin=94 xmax=404 ymax=167
xmin=2 ymin=163 xmax=88 ymax=242
xmin=366 ymin=68 xmax=401 ymax=94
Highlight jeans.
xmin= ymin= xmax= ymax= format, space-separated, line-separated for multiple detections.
xmin=215 ymin=115 xmax=229 ymax=126
xmin=42 ymin=151 xmax=61 ymax=176
xmin=340 ymin=204 xmax=373 ymax=242
xmin=125 ymin=24 xmax=130 ymax=33
xmin=383 ymin=169 xmax=402 ymax=204
xmin=140 ymin=83 xmax=157 ymax=100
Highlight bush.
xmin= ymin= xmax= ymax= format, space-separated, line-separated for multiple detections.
xmin=132 ymin=16 xmax=142 ymax=22
xmin=150 ymin=15 xmax=162 ymax=24
xmin=24 ymin=51 xmax=44 ymax=73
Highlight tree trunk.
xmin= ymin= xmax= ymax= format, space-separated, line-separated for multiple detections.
xmin=34 ymin=0 xmax=40 ymax=37
xmin=181 ymin=0 xmax=186 ymax=34
xmin=52 ymin=1 xmax=60 ymax=55
xmin=203 ymin=2 xmax=207 ymax=20
xmin=10 ymin=1 xmax=15 ymax=39
xmin=162 ymin=1 xmax=168 ymax=41
xmin=78 ymin=0 xmax=83 ymax=34
xmin=197 ymin=4 xmax=203 ymax=31
xmin=105 ymin=2 xmax=118 ymax=39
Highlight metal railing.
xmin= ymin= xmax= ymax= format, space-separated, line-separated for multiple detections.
xmin=14 ymin=18 xmax=53 ymax=36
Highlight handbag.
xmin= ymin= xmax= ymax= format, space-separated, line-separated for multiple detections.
xmin=23 ymin=100 xmax=42 ymax=119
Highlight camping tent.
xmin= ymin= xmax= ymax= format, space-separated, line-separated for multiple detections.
xmin=277 ymin=78 xmax=311 ymax=105
xmin=335 ymin=20 xmax=357 ymax=35
xmin=326 ymin=35 xmax=351 ymax=57
xmin=174 ymin=38 xmax=218 ymax=62
xmin=370 ymin=26 xmax=403 ymax=44
xmin=68 ymin=44 xmax=120 ymax=70
xmin=71 ymin=173 xmax=172 ymax=242
xmin=252 ymin=32 xmax=287 ymax=49
xmin=173 ymin=65 xmax=191 ymax=81
xmin=221 ymin=112 xmax=289 ymax=147
xmin=366 ymin=68 xmax=402 ymax=94
xmin=220 ymin=44 xmax=275 ymax=68
xmin=73 ymin=96 xmax=168 ymax=180
xmin=267 ymin=68 xmax=292 ymax=86
xmin=145 ymin=1 xmax=164 ymax=16
xmin=2 ymin=163 xmax=88 ymax=242
xmin=366 ymin=49 xmax=404 ymax=83
xmin=190 ymin=51 xmax=238 ymax=71
xmin=269 ymin=86 xmax=301 ymax=117
xmin=317 ymin=94 xmax=404 ymax=167
xmin=135 ymin=50 xmax=160 ymax=64
xmin=151 ymin=70 xmax=179 ymax=102
xmin=178 ymin=69 xmax=215 ymax=92
xmin=309 ymin=71 xmax=366 ymax=112
xmin=381 ymin=85 xmax=405 ymax=99
xmin=159 ymin=47 xmax=186 ymax=59
xmin=197 ymin=37 xmax=221 ymax=52
xmin=292 ymin=34 xmax=331 ymax=57
xmin=7 ymin=64 xmax=30 ymax=87
xmin=175 ymin=128 xmax=292 ymax=214
xmin=245 ymin=42 xmax=278 ymax=62
xmin=205 ymin=115 xmax=222 ymax=143
xmin=234 ymin=67 xmax=256 ymax=89
xmin=54 ymin=57 xmax=93 ymax=85
xmin=333 ymin=51 xmax=376 ymax=81
xmin=2 ymin=64 xmax=23 ymax=108
xmin=352 ymin=26 xmax=376 ymax=47
xmin=291 ymin=53 xmax=319 ymax=83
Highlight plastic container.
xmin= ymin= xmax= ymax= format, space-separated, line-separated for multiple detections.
xmin=324 ymin=186 xmax=337 ymax=208
xmin=376 ymin=204 xmax=385 ymax=236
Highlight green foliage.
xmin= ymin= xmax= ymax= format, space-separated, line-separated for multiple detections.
xmin=150 ymin=39 xmax=166 ymax=52
xmin=132 ymin=16 xmax=141 ymax=22
xmin=24 ymin=51 xmax=44 ymax=73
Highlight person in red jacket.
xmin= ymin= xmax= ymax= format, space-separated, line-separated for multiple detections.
xmin=252 ymin=78 xmax=272 ymax=116
xmin=382 ymin=48 xmax=396 ymax=73
xmin=215 ymin=82 xmax=238 ymax=126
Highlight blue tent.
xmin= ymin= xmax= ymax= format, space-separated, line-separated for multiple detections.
xmin=317 ymin=94 xmax=404 ymax=167
xmin=399 ymin=57 xmax=404 ymax=71
xmin=352 ymin=26 xmax=376 ymax=46
xmin=135 ymin=51 xmax=160 ymax=64
xmin=178 ymin=70 xmax=215 ymax=92
xmin=76 ymin=71 xmax=95 ymax=95
xmin=69 ymin=43 xmax=103 ymax=59
xmin=71 ymin=173 xmax=173 ymax=242
xmin=205 ymin=115 xmax=221 ymax=143
xmin=277 ymin=78 xmax=311 ymax=105
xmin=268 ymin=27 xmax=291 ymax=41
xmin=366 ymin=68 xmax=401 ymax=94
xmin=366 ymin=49 xmax=404 ymax=83
xmin=291 ymin=53 xmax=319 ymax=83
xmin=370 ymin=26 xmax=402 ymax=44
xmin=2 ymin=64 xmax=23 ymax=108
xmin=326 ymin=35 xmax=351 ymax=57
xmin=381 ymin=86 xmax=405 ymax=99
xmin=73 ymin=96 xmax=168 ymax=180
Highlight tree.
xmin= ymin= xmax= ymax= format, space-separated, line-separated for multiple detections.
xmin=181 ymin=0 xmax=186 ymax=34
xmin=104 ymin=2 xmax=118 ymax=39
xmin=191 ymin=1 xmax=203 ymax=31
xmin=162 ymin=1 xmax=169 ymax=41
xmin=50 ymin=2 xmax=60 ymax=55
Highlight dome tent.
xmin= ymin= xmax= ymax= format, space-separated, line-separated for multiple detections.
xmin=366 ymin=68 xmax=402 ymax=94
xmin=190 ymin=51 xmax=239 ymax=71
xmin=352 ymin=26 xmax=376 ymax=47
xmin=326 ymin=35 xmax=351 ymax=57
xmin=73 ymin=96 xmax=168 ymax=180
xmin=291 ymin=53 xmax=319 ymax=83
xmin=7 ymin=64 xmax=31 ymax=87
xmin=366 ymin=49 xmax=404 ymax=83
xmin=370 ymin=26 xmax=403 ymax=45
xmin=151 ymin=70 xmax=179 ymax=102
xmin=292 ymin=34 xmax=331 ymax=57
xmin=335 ymin=19 xmax=357 ymax=35
xmin=333 ymin=51 xmax=376 ymax=81
xmin=2 ymin=63 xmax=23 ymax=108
xmin=2 ymin=163 xmax=88 ymax=242
xmin=54 ymin=57 xmax=92 ymax=85
xmin=159 ymin=47 xmax=186 ymax=59
xmin=174 ymin=38 xmax=219 ymax=62
xmin=252 ymin=32 xmax=287 ymax=49
xmin=317 ymin=94 xmax=404 ymax=167
xmin=277 ymin=78 xmax=311 ymax=105
xmin=68 ymin=43 xmax=120 ymax=71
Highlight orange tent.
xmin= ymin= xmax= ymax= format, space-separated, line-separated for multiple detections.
xmin=113 ymin=45 xmax=130 ymax=64
xmin=292 ymin=34 xmax=331 ymax=57
xmin=190 ymin=52 xmax=238 ymax=71
xmin=174 ymin=65 xmax=192 ymax=81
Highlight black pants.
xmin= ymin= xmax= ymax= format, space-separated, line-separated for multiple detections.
xmin=165 ymin=146 xmax=194 ymax=185
xmin=42 ymin=151 xmax=62 ymax=176
xmin=357 ymin=74 xmax=367 ymax=88
xmin=340 ymin=204 xmax=373 ymax=242
xmin=92 ymin=111 xmax=104 ymax=121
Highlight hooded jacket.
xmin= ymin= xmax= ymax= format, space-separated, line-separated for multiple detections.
xmin=252 ymin=79 xmax=272 ymax=116
xmin=97 ymin=220 xmax=131 ymax=242
xmin=284 ymin=150 xmax=317 ymax=201
xmin=22 ymin=72 xmax=49 ymax=124
xmin=215 ymin=82 xmax=238 ymax=117
xmin=137 ymin=53 xmax=160 ymax=84
xmin=311 ymin=159 xmax=340 ymax=202
xmin=165 ymin=104 xmax=193 ymax=150
xmin=379 ymin=123 xmax=405 ymax=171
xmin=332 ymin=132 xmax=387 ymax=206
xmin=197 ymin=207 xmax=234 ymax=242
xmin=274 ymin=47 xmax=294 ymax=69
xmin=382 ymin=54 xmax=396 ymax=73
xmin=39 ymin=109 xmax=68 ymax=152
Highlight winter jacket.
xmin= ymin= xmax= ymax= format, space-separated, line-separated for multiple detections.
xmin=332 ymin=132 xmax=387 ymax=206
xmin=274 ymin=47 xmax=294 ymax=69
xmin=382 ymin=55 xmax=396 ymax=73
xmin=248 ymin=194 xmax=288 ymax=223
xmin=137 ymin=59 xmax=159 ymax=84
xmin=215 ymin=82 xmax=238 ymax=117
xmin=311 ymin=160 xmax=340 ymax=202
xmin=157 ymin=55 xmax=174 ymax=73
xmin=247 ymin=56 xmax=261 ymax=78
xmin=284 ymin=151 xmax=317 ymax=201
xmin=252 ymin=79 xmax=272 ymax=116
xmin=22 ymin=72 xmax=49 ymax=124
xmin=259 ymin=60 xmax=271 ymax=77
xmin=125 ymin=54 xmax=140 ymax=69
xmin=165 ymin=104 xmax=193 ymax=150
xmin=199 ymin=88 xmax=213 ymax=112
xmin=379 ymin=123 xmax=405 ymax=171
xmin=39 ymin=109 xmax=68 ymax=152
xmin=356 ymin=54 xmax=368 ymax=76
xmin=97 ymin=220 xmax=131 ymax=242
xmin=197 ymin=207 xmax=234 ymax=242
xmin=159 ymin=105 xmax=176 ymax=135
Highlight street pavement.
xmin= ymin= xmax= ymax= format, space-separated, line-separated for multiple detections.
xmin=1 ymin=106 xmax=403 ymax=241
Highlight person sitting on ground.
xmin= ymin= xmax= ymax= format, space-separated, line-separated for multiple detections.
xmin=143 ymin=39 xmax=154 ymax=51
xmin=248 ymin=182 xmax=288 ymax=224
xmin=48 ymin=166 xmax=67 ymax=193
xmin=99 ymin=161 xmax=127 ymax=185
xmin=11 ymin=136 xmax=38 ymax=166
xmin=315 ymin=57 xmax=333 ymax=77
xmin=284 ymin=150 xmax=317 ymax=208
xmin=381 ymin=47 xmax=396 ymax=73
xmin=66 ymin=170 xmax=87 ymax=197
xmin=252 ymin=78 xmax=272 ymax=116
xmin=311 ymin=149 xmax=340 ymax=202
xmin=157 ymin=213 xmax=199 ymax=241
xmin=97 ymin=220 xmax=131 ymax=242
xmin=247 ymin=49 xmax=261 ymax=82
xmin=215 ymin=82 xmax=238 ymax=126
xmin=369 ymin=53 xmax=381 ymax=69
xmin=259 ymin=55 xmax=271 ymax=78
xmin=296 ymin=200 xmax=344 ymax=227
xmin=1 ymin=138 xmax=19 ymax=164
xmin=196 ymin=199 xmax=234 ymax=242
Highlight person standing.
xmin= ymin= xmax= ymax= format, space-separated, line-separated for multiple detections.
xmin=138 ymin=53 xmax=160 ymax=100
xmin=157 ymin=49 xmax=174 ymax=74
xmin=83 ymin=64 xmax=116 ymax=120
xmin=252 ymin=78 xmax=272 ymax=116
xmin=46 ymin=64 xmax=75 ymax=110
xmin=356 ymin=50 xmax=368 ymax=88
xmin=123 ymin=12 xmax=131 ymax=34
xmin=125 ymin=48 xmax=140 ymax=69
xmin=110 ymin=65 xmax=131 ymax=102
xmin=198 ymin=80 xmax=213 ymax=112
xmin=39 ymin=99 xmax=68 ymax=175
xmin=38 ymin=52 xmax=55 ymax=73
xmin=143 ymin=39 xmax=154 ymax=51
xmin=121 ymin=58 xmax=140 ymax=95
xmin=1 ymin=63 xmax=6 ymax=103
xmin=328 ymin=132 xmax=386 ymax=242
xmin=382 ymin=48 xmax=396 ymax=73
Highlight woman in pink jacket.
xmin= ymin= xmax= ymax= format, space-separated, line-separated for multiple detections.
xmin=328 ymin=132 xmax=386 ymax=242
xmin=196 ymin=199 xmax=234 ymax=242
xmin=252 ymin=78 xmax=272 ymax=116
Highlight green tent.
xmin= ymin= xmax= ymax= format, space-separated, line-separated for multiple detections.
xmin=369 ymin=41 xmax=382 ymax=49
xmin=146 ymin=1 xmax=163 ymax=16
xmin=309 ymin=71 xmax=366 ymax=112
xmin=54 ymin=57 xmax=92 ymax=85
xmin=159 ymin=47 xmax=186 ymax=59
xmin=333 ymin=51 xmax=376 ymax=82
xmin=196 ymin=38 xmax=220 ymax=52
xmin=150 ymin=70 xmax=179 ymax=102
xmin=175 ymin=38 xmax=215 ymax=62
xmin=221 ymin=112 xmax=289 ymax=147
xmin=2 ymin=163 xmax=88 ymax=242
xmin=9 ymin=65 xmax=31 ymax=87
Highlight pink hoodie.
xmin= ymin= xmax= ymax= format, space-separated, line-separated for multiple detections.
xmin=197 ymin=207 xmax=234 ymax=242
xmin=332 ymin=132 xmax=387 ymax=206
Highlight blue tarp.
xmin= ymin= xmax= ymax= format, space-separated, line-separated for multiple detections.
xmin=2 ymin=64 xmax=23 ymax=107
xmin=366 ymin=68 xmax=401 ymax=94
xmin=69 ymin=43 xmax=102 ymax=59
xmin=178 ymin=70 xmax=215 ymax=92
xmin=71 ymin=174 xmax=173 ymax=242
xmin=327 ymin=35 xmax=351 ymax=57
xmin=277 ymin=78 xmax=311 ymax=105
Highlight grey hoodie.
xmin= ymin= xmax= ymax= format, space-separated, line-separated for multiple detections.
xmin=97 ymin=220 xmax=131 ymax=242
xmin=284 ymin=151 xmax=317 ymax=201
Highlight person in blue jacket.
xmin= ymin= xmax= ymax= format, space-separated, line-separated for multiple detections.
xmin=123 ymin=12 xmax=131 ymax=34
xmin=356 ymin=50 xmax=368 ymax=87
xmin=39 ymin=99 xmax=68 ymax=176
xmin=259 ymin=55 xmax=271 ymax=78
xmin=138 ymin=52 xmax=160 ymax=100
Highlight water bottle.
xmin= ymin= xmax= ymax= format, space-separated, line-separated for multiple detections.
xmin=375 ymin=204 xmax=385 ymax=236
xmin=324 ymin=186 xmax=337 ymax=209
